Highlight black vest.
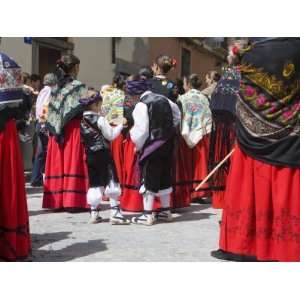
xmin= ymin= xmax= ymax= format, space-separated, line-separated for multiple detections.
xmin=80 ymin=113 xmax=109 ymax=154
xmin=140 ymin=93 xmax=175 ymax=146
xmin=149 ymin=77 xmax=177 ymax=102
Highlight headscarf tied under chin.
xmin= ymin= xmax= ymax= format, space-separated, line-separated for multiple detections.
xmin=126 ymin=79 xmax=151 ymax=96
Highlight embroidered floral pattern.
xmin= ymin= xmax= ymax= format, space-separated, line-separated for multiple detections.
xmin=101 ymin=88 xmax=125 ymax=122
xmin=0 ymin=53 xmax=23 ymax=110
xmin=178 ymin=89 xmax=212 ymax=148
xmin=240 ymin=63 xmax=300 ymax=100
xmin=239 ymin=79 xmax=300 ymax=130
xmin=236 ymin=100 xmax=292 ymax=139
xmin=47 ymin=79 xmax=87 ymax=136
xmin=223 ymin=206 xmax=300 ymax=244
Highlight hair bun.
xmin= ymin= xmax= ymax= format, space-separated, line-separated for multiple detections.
xmin=171 ymin=58 xmax=177 ymax=68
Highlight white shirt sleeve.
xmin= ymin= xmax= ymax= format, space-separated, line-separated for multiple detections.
xmin=36 ymin=86 xmax=51 ymax=120
xmin=130 ymin=102 xmax=149 ymax=151
xmin=168 ymin=99 xmax=181 ymax=127
xmin=97 ymin=116 xmax=123 ymax=141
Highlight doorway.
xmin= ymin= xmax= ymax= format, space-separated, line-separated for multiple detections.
xmin=38 ymin=46 xmax=61 ymax=80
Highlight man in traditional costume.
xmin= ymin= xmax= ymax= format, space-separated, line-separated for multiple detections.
xmin=130 ymin=91 xmax=181 ymax=225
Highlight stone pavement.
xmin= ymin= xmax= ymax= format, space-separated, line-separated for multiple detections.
xmin=27 ymin=183 xmax=222 ymax=262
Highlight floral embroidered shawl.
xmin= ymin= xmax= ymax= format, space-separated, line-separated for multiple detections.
xmin=178 ymin=89 xmax=212 ymax=148
xmin=46 ymin=78 xmax=87 ymax=140
xmin=236 ymin=38 xmax=300 ymax=167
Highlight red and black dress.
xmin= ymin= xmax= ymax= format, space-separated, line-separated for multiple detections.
xmin=43 ymin=77 xmax=89 ymax=210
xmin=216 ymin=38 xmax=300 ymax=261
xmin=0 ymin=106 xmax=31 ymax=261
xmin=120 ymin=94 xmax=146 ymax=211
xmin=0 ymin=52 xmax=31 ymax=261
xmin=175 ymin=88 xmax=213 ymax=207
xmin=208 ymin=67 xmax=240 ymax=209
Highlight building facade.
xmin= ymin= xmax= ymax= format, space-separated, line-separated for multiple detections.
xmin=149 ymin=37 xmax=226 ymax=83
xmin=0 ymin=37 xmax=226 ymax=87
xmin=0 ymin=37 xmax=227 ymax=170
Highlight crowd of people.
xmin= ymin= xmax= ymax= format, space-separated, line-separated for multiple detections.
xmin=1 ymin=37 xmax=300 ymax=262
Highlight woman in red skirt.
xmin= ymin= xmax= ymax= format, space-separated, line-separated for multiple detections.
xmin=120 ymin=75 xmax=152 ymax=211
xmin=208 ymin=40 xmax=244 ymax=209
xmin=0 ymin=52 xmax=31 ymax=261
xmin=101 ymin=74 xmax=126 ymax=184
xmin=43 ymin=54 xmax=88 ymax=210
xmin=177 ymin=74 xmax=212 ymax=206
xmin=212 ymin=38 xmax=300 ymax=262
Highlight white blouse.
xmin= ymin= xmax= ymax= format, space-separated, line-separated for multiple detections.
xmin=130 ymin=92 xmax=181 ymax=151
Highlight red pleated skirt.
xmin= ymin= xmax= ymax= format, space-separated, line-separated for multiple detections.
xmin=120 ymin=137 xmax=163 ymax=212
xmin=0 ymin=120 xmax=31 ymax=261
xmin=212 ymin=191 xmax=225 ymax=209
xmin=172 ymin=136 xmax=192 ymax=208
xmin=111 ymin=133 xmax=125 ymax=184
xmin=211 ymin=125 xmax=235 ymax=209
xmin=43 ymin=118 xmax=89 ymax=209
xmin=191 ymin=134 xmax=211 ymax=200
xmin=120 ymin=137 xmax=142 ymax=211
xmin=219 ymin=145 xmax=300 ymax=261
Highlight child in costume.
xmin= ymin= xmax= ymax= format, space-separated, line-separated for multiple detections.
xmin=79 ymin=89 xmax=130 ymax=225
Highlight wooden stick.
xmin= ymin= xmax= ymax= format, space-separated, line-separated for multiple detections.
xmin=194 ymin=148 xmax=235 ymax=192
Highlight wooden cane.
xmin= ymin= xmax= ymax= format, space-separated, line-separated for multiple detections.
xmin=194 ymin=148 xmax=235 ymax=192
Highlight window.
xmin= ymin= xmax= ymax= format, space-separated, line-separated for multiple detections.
xmin=181 ymin=48 xmax=191 ymax=77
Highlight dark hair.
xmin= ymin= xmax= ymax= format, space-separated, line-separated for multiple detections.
xmin=56 ymin=54 xmax=80 ymax=74
xmin=22 ymin=72 xmax=30 ymax=85
xmin=209 ymin=70 xmax=221 ymax=83
xmin=30 ymin=74 xmax=41 ymax=82
xmin=156 ymin=55 xmax=175 ymax=74
xmin=175 ymin=78 xmax=185 ymax=95
xmin=113 ymin=73 xmax=126 ymax=90
xmin=139 ymin=66 xmax=153 ymax=79
xmin=56 ymin=54 xmax=80 ymax=87
xmin=188 ymin=74 xmax=202 ymax=89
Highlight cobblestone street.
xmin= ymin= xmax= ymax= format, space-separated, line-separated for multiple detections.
xmin=27 ymin=183 xmax=222 ymax=262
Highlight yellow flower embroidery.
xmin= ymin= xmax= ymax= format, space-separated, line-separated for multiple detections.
xmin=283 ymin=62 xmax=295 ymax=79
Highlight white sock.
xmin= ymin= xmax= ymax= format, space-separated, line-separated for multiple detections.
xmin=109 ymin=197 xmax=124 ymax=218
xmin=160 ymin=194 xmax=171 ymax=209
xmin=143 ymin=192 xmax=154 ymax=213
xmin=109 ymin=197 xmax=119 ymax=208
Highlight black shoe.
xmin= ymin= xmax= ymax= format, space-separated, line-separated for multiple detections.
xmin=30 ymin=182 xmax=43 ymax=187
xmin=211 ymin=249 xmax=258 ymax=262
xmin=192 ymin=197 xmax=212 ymax=205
